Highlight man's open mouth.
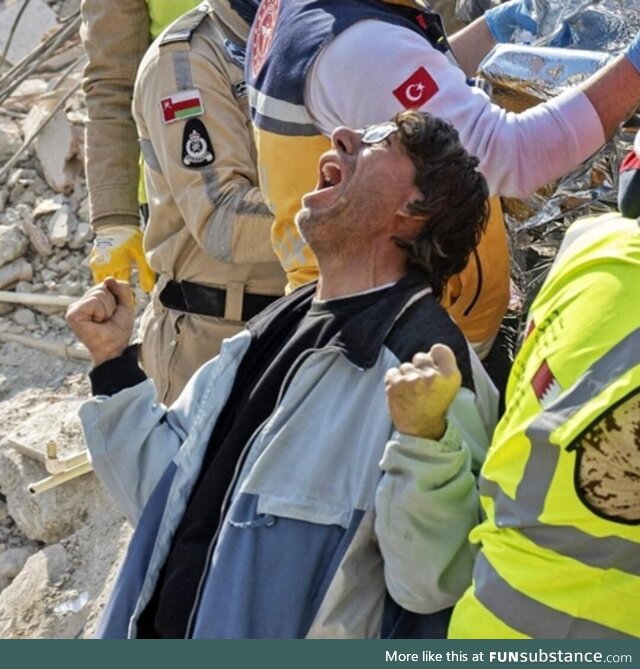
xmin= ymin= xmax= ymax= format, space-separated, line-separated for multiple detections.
xmin=319 ymin=158 xmax=343 ymax=189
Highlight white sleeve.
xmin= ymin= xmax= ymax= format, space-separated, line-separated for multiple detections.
xmin=305 ymin=20 xmax=605 ymax=199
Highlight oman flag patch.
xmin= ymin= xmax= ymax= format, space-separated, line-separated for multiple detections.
xmin=160 ymin=89 xmax=204 ymax=124
xmin=393 ymin=67 xmax=439 ymax=109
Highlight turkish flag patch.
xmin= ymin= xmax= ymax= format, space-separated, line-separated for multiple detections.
xmin=392 ymin=67 xmax=439 ymax=109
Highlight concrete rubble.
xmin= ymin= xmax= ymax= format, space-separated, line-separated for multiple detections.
xmin=0 ymin=0 xmax=59 ymax=65
xmin=22 ymin=87 xmax=85 ymax=195
xmin=0 ymin=0 xmax=136 ymax=639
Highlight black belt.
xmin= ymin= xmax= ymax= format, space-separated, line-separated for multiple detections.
xmin=159 ymin=280 xmax=279 ymax=321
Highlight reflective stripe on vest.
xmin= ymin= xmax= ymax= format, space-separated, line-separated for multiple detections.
xmin=476 ymin=327 xmax=640 ymax=637
xmin=474 ymin=553 xmax=634 ymax=639
xmin=248 ymin=86 xmax=318 ymax=136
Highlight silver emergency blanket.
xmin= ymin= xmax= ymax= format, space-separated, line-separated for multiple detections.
xmin=454 ymin=0 xmax=640 ymax=47
xmin=525 ymin=0 xmax=640 ymax=51
xmin=475 ymin=0 xmax=639 ymax=303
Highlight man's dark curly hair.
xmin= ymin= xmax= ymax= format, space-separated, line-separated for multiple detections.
xmin=393 ymin=110 xmax=489 ymax=300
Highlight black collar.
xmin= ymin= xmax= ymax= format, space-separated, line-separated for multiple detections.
xmin=246 ymin=274 xmax=432 ymax=369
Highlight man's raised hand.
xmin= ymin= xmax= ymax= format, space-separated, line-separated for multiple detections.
xmin=384 ymin=344 xmax=462 ymax=440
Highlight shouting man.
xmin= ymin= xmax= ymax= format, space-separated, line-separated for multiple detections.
xmin=68 ymin=111 xmax=497 ymax=639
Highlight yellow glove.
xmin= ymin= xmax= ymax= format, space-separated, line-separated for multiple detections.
xmin=89 ymin=226 xmax=156 ymax=292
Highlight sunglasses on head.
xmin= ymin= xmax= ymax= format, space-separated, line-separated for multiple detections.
xmin=359 ymin=122 xmax=399 ymax=145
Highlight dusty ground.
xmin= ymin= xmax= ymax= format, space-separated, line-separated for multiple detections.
xmin=0 ymin=331 xmax=132 ymax=638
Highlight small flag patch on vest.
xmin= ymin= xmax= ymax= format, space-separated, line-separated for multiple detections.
xmin=531 ymin=359 xmax=562 ymax=408
xmin=160 ymin=89 xmax=204 ymax=124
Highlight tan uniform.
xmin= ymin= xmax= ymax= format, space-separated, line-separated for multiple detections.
xmin=80 ymin=0 xmax=200 ymax=230
xmin=133 ymin=2 xmax=285 ymax=404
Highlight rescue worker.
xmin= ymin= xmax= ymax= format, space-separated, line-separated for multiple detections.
xmin=130 ymin=1 xmax=284 ymax=403
xmin=446 ymin=211 xmax=640 ymax=638
xmin=81 ymin=0 xmax=200 ymax=290
xmin=246 ymin=0 xmax=640 ymax=359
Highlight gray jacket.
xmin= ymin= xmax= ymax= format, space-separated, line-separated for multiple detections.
xmin=80 ymin=283 xmax=498 ymax=638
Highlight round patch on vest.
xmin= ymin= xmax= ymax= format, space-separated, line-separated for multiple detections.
xmin=250 ymin=0 xmax=281 ymax=79
xmin=181 ymin=119 xmax=214 ymax=168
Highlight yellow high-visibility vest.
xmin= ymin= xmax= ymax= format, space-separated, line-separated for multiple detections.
xmin=449 ymin=213 xmax=640 ymax=639
xmin=147 ymin=0 xmax=202 ymax=38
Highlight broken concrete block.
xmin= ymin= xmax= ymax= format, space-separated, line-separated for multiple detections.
xmin=22 ymin=101 xmax=83 ymax=194
xmin=57 ymin=0 xmax=81 ymax=18
xmin=0 ymin=547 xmax=32 ymax=581
xmin=76 ymin=196 xmax=90 ymax=223
xmin=7 ymin=169 xmax=37 ymax=189
xmin=68 ymin=222 xmax=92 ymax=250
xmin=0 ymin=206 xmax=21 ymax=227
xmin=57 ymin=280 xmax=83 ymax=296
xmin=8 ymin=170 xmax=38 ymax=206
xmin=55 ymin=259 xmax=72 ymax=274
xmin=20 ymin=218 xmax=53 ymax=257
xmin=14 ymin=281 xmax=33 ymax=294
xmin=0 ymin=118 xmax=21 ymax=161
xmin=33 ymin=196 xmax=64 ymax=219
xmin=0 ymin=0 xmax=58 ymax=65
xmin=12 ymin=309 xmax=37 ymax=327
xmin=0 ymin=225 xmax=28 ymax=268
xmin=0 ymin=544 xmax=72 ymax=638
xmin=47 ymin=206 xmax=77 ymax=247
xmin=0 ymin=259 xmax=33 ymax=290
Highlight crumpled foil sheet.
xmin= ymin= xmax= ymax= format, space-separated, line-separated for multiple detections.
xmin=454 ymin=0 xmax=640 ymax=49
xmin=475 ymin=0 xmax=638 ymax=307
xmin=527 ymin=0 xmax=640 ymax=51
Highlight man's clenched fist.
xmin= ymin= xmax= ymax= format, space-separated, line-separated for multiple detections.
xmin=66 ymin=278 xmax=135 ymax=367
xmin=384 ymin=344 xmax=462 ymax=440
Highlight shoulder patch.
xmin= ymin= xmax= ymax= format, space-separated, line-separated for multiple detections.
xmin=182 ymin=118 xmax=214 ymax=168
xmin=233 ymin=80 xmax=247 ymax=99
xmin=223 ymin=39 xmax=246 ymax=69
xmin=159 ymin=4 xmax=209 ymax=46
xmin=160 ymin=89 xmax=204 ymax=124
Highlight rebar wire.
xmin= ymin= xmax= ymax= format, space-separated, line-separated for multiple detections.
xmin=1 ymin=0 xmax=33 ymax=63
xmin=0 ymin=73 xmax=82 ymax=184
xmin=0 ymin=12 xmax=80 ymax=103
xmin=0 ymin=12 xmax=78 ymax=86
xmin=47 ymin=50 xmax=86 ymax=93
